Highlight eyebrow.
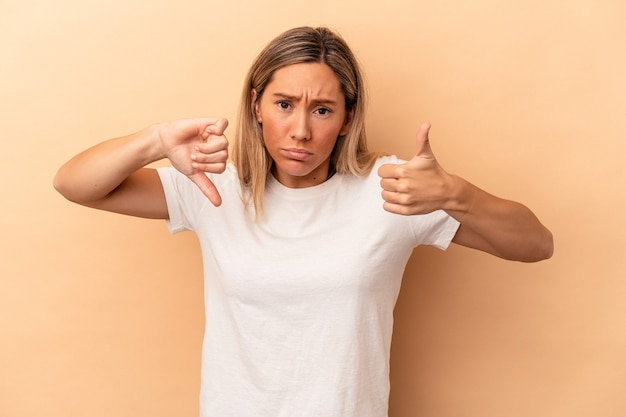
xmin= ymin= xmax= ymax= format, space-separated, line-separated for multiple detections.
xmin=271 ymin=92 xmax=339 ymax=106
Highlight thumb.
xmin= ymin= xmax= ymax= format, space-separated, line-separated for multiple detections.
xmin=189 ymin=172 xmax=223 ymax=206
xmin=413 ymin=122 xmax=435 ymax=160
xmin=204 ymin=117 xmax=229 ymax=137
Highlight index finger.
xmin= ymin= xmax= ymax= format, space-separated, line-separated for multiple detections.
xmin=377 ymin=163 xmax=402 ymax=179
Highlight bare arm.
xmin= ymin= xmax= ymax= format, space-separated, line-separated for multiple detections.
xmin=443 ymin=177 xmax=553 ymax=262
xmin=53 ymin=118 xmax=229 ymax=219
xmin=378 ymin=123 xmax=553 ymax=262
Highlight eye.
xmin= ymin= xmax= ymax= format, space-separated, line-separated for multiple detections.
xmin=315 ymin=107 xmax=331 ymax=116
xmin=276 ymin=100 xmax=291 ymax=110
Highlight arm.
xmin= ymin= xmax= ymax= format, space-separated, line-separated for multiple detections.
xmin=378 ymin=123 xmax=553 ymax=262
xmin=442 ymin=176 xmax=553 ymax=262
xmin=53 ymin=118 xmax=229 ymax=219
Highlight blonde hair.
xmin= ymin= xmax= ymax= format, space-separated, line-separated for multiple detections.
xmin=232 ymin=26 xmax=380 ymax=218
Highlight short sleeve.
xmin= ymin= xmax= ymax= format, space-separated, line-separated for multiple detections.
xmin=157 ymin=167 xmax=200 ymax=234
xmin=374 ymin=155 xmax=460 ymax=250
xmin=412 ymin=209 xmax=460 ymax=250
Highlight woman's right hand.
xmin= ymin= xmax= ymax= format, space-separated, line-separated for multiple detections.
xmin=54 ymin=117 xmax=230 ymax=219
xmin=157 ymin=118 xmax=229 ymax=206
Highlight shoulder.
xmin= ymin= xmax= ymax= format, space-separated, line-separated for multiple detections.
xmin=373 ymin=155 xmax=404 ymax=168
xmin=209 ymin=162 xmax=240 ymax=186
xmin=361 ymin=155 xmax=406 ymax=180
xmin=157 ymin=162 xmax=241 ymax=204
xmin=158 ymin=162 xmax=239 ymax=186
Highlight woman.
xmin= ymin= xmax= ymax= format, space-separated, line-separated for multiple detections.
xmin=54 ymin=26 xmax=553 ymax=417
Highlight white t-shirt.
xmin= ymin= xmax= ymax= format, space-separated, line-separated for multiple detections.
xmin=157 ymin=156 xmax=459 ymax=417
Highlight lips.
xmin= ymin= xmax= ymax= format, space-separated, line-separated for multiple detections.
xmin=282 ymin=148 xmax=313 ymax=161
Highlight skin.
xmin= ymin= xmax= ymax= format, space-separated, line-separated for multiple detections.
xmin=53 ymin=62 xmax=553 ymax=262
xmin=254 ymin=63 xmax=352 ymax=188
xmin=53 ymin=118 xmax=229 ymax=218
xmin=378 ymin=123 xmax=553 ymax=261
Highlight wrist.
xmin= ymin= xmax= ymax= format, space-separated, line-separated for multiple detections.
xmin=445 ymin=175 xmax=476 ymax=222
xmin=137 ymin=124 xmax=168 ymax=164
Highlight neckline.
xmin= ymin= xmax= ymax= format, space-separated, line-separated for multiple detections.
xmin=266 ymin=172 xmax=342 ymax=200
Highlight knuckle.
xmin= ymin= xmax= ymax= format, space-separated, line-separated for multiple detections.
xmin=397 ymin=194 xmax=410 ymax=205
xmin=395 ymin=183 xmax=408 ymax=194
xmin=216 ymin=149 xmax=229 ymax=161
xmin=210 ymin=135 xmax=229 ymax=149
xmin=396 ymin=166 xmax=410 ymax=177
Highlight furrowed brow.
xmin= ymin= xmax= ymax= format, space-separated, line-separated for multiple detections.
xmin=272 ymin=93 xmax=298 ymax=100
xmin=272 ymin=92 xmax=338 ymax=106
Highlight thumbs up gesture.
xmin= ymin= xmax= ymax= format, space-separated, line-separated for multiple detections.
xmin=378 ymin=123 xmax=455 ymax=216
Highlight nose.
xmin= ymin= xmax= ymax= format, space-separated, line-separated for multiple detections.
xmin=290 ymin=109 xmax=311 ymax=141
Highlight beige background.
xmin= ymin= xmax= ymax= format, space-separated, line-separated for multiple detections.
xmin=2 ymin=0 xmax=625 ymax=416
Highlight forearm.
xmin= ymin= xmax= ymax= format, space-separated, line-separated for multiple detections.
xmin=53 ymin=125 xmax=164 ymax=204
xmin=446 ymin=176 xmax=554 ymax=262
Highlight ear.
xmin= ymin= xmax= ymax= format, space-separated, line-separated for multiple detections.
xmin=339 ymin=108 xmax=354 ymax=136
xmin=251 ymin=89 xmax=262 ymax=123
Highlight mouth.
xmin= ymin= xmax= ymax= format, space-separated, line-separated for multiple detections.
xmin=282 ymin=148 xmax=313 ymax=160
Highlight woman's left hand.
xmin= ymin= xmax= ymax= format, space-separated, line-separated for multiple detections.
xmin=379 ymin=123 xmax=553 ymax=262
xmin=378 ymin=123 xmax=458 ymax=216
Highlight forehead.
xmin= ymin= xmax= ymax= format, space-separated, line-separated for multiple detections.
xmin=265 ymin=62 xmax=344 ymax=98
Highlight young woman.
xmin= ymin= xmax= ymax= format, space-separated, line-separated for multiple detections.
xmin=54 ymin=26 xmax=553 ymax=417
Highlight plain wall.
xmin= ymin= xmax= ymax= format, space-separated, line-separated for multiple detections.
xmin=1 ymin=0 xmax=625 ymax=416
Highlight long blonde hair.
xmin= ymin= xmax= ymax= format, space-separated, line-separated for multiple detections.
xmin=232 ymin=26 xmax=379 ymax=218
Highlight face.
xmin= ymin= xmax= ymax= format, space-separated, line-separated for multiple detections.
xmin=254 ymin=62 xmax=352 ymax=188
